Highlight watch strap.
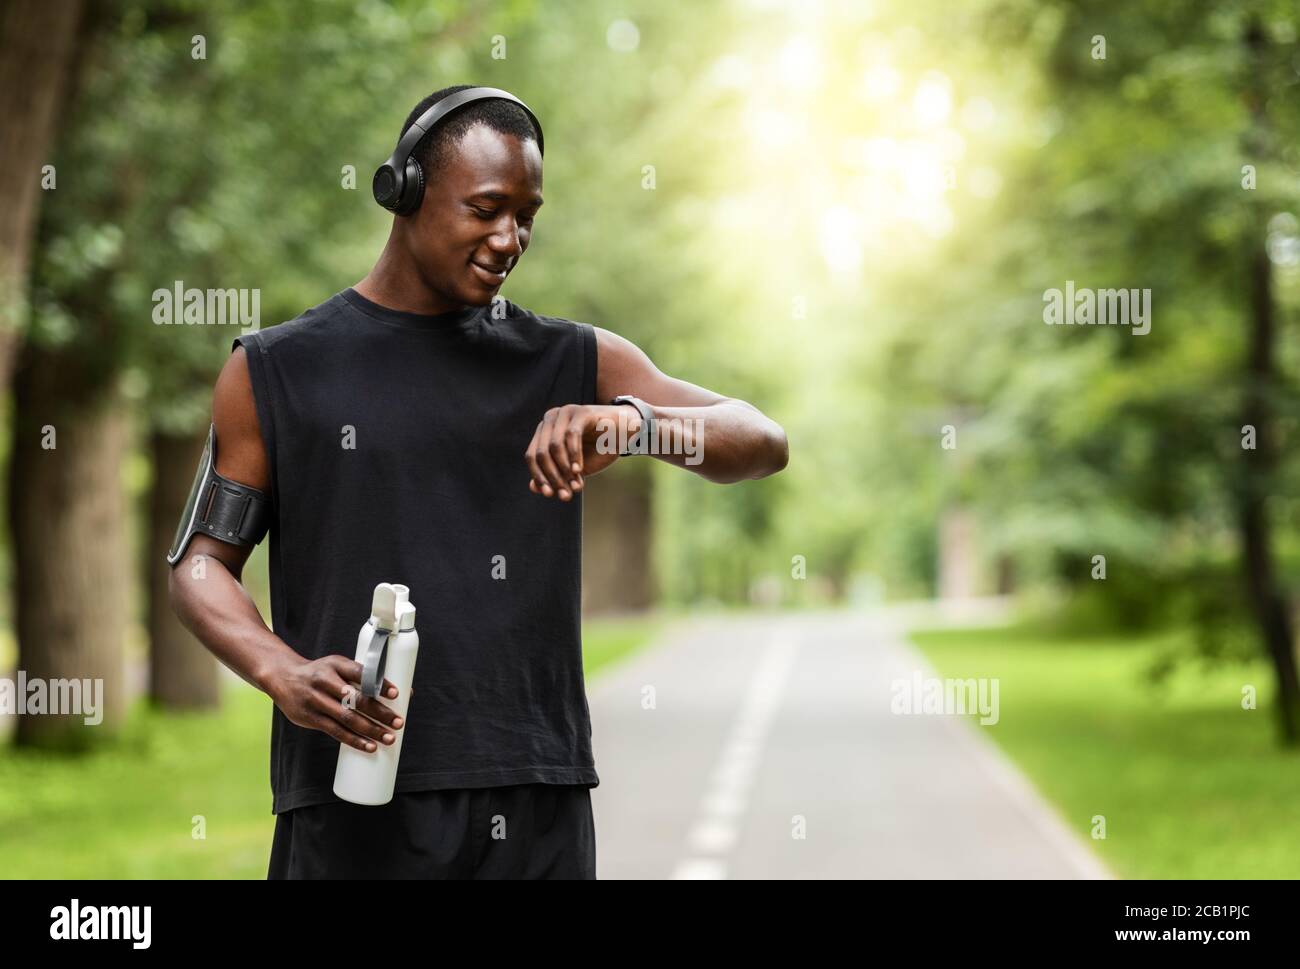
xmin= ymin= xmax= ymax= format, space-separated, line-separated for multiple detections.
xmin=610 ymin=395 xmax=655 ymax=456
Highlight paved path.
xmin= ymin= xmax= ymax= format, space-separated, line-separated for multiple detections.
xmin=587 ymin=607 xmax=1111 ymax=879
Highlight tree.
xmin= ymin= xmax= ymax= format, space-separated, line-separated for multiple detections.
xmin=0 ymin=0 xmax=84 ymax=385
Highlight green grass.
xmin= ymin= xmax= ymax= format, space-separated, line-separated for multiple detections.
xmin=0 ymin=614 xmax=662 ymax=879
xmin=580 ymin=612 xmax=663 ymax=674
xmin=909 ymin=623 xmax=1300 ymax=879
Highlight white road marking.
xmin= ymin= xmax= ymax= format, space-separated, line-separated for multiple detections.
xmin=672 ymin=858 xmax=727 ymax=880
xmin=672 ymin=632 xmax=801 ymax=879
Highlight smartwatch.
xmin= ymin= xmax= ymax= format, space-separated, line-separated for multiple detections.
xmin=610 ymin=395 xmax=655 ymax=456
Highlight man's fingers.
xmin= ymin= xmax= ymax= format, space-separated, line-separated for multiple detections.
xmin=561 ymin=414 xmax=584 ymax=490
xmin=311 ymin=690 xmax=395 ymax=744
xmin=534 ymin=412 xmax=570 ymax=500
xmin=337 ymin=706 xmax=396 ymax=744
xmin=333 ymin=656 xmax=400 ymax=700
xmin=305 ymin=711 xmax=378 ymax=752
xmin=525 ymin=407 xmax=595 ymax=500
xmin=356 ymin=693 xmax=403 ymax=728
xmin=333 ymin=656 xmax=366 ymax=686
xmin=329 ymin=671 xmax=399 ymax=731
xmin=546 ymin=407 xmax=579 ymax=499
xmin=524 ymin=423 xmax=552 ymax=497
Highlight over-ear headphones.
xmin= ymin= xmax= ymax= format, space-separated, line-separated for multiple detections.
xmin=372 ymin=86 xmax=544 ymax=216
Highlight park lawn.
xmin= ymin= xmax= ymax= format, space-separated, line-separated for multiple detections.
xmin=908 ymin=624 xmax=1300 ymax=880
xmin=0 ymin=613 xmax=661 ymax=879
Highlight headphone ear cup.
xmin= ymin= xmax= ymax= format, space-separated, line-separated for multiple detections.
xmin=395 ymin=157 xmax=425 ymax=215
xmin=372 ymin=163 xmax=403 ymax=211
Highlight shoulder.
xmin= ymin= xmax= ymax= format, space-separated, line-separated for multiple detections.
xmin=492 ymin=297 xmax=587 ymax=335
xmin=487 ymin=298 xmax=599 ymax=357
xmin=590 ymin=324 xmax=643 ymax=361
xmin=230 ymin=291 xmax=348 ymax=356
xmin=493 ymin=299 xmax=602 ymax=402
xmin=490 ymin=304 xmax=649 ymax=380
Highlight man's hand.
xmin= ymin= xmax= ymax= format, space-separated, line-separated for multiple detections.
xmin=266 ymin=654 xmax=406 ymax=752
xmin=525 ymin=403 xmax=640 ymax=501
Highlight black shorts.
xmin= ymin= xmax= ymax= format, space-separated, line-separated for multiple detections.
xmin=267 ymin=783 xmax=596 ymax=879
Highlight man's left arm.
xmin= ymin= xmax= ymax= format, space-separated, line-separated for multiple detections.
xmin=525 ymin=326 xmax=789 ymax=500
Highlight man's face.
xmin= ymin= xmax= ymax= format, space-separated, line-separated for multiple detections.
xmin=405 ymin=124 xmax=543 ymax=308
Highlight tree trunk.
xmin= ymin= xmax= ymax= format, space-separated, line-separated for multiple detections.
xmin=1237 ymin=244 xmax=1300 ymax=745
xmin=147 ymin=429 xmax=219 ymax=708
xmin=1235 ymin=20 xmax=1300 ymax=746
xmin=581 ymin=459 xmax=654 ymax=614
xmin=0 ymin=0 xmax=84 ymax=386
xmin=937 ymin=504 xmax=981 ymax=600
xmin=10 ymin=344 xmax=128 ymax=748
xmin=995 ymin=554 xmax=1016 ymax=596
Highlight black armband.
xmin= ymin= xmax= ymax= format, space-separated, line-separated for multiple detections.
xmin=166 ymin=423 xmax=271 ymax=566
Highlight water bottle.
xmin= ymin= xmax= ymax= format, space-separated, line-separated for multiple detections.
xmin=333 ymin=582 xmax=419 ymax=806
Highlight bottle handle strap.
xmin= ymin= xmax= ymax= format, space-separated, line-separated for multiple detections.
xmin=360 ymin=624 xmax=391 ymax=698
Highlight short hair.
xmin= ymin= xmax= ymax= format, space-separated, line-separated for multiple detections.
xmin=399 ymin=84 xmax=541 ymax=180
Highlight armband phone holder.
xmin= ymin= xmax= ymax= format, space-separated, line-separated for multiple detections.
xmin=166 ymin=423 xmax=271 ymax=566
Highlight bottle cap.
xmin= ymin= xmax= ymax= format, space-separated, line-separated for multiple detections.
xmin=397 ymin=602 xmax=416 ymax=632
xmin=370 ymin=583 xmax=398 ymax=630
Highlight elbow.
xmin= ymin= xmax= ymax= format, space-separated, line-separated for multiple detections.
xmin=771 ymin=428 xmax=789 ymax=473
xmin=751 ymin=428 xmax=789 ymax=479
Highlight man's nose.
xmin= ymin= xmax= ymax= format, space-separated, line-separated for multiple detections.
xmin=488 ymin=223 xmax=525 ymax=257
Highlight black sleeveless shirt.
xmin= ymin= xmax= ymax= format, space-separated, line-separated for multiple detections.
xmin=232 ymin=287 xmax=600 ymax=814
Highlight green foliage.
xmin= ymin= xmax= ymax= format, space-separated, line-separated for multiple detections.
xmin=33 ymin=0 xmax=491 ymax=433
xmin=835 ymin=0 xmax=1300 ymax=634
xmin=27 ymin=0 xmax=1300 ymax=623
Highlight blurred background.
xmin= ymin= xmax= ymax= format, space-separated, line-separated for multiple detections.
xmin=1 ymin=0 xmax=1298 ymax=878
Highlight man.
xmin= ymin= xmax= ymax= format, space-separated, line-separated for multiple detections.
xmin=168 ymin=84 xmax=788 ymax=879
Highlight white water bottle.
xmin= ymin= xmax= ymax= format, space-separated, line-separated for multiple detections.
xmin=333 ymin=582 xmax=419 ymax=806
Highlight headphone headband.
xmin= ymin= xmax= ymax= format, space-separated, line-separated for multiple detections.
xmin=373 ymin=87 xmax=544 ymax=215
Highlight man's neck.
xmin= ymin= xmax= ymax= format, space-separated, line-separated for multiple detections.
xmin=353 ymin=231 xmax=467 ymax=316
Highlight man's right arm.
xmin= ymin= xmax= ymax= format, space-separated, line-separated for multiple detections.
xmin=166 ymin=346 xmax=403 ymax=753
